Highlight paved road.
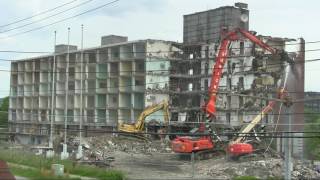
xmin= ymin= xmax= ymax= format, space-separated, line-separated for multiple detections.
xmin=14 ymin=176 xmax=28 ymax=180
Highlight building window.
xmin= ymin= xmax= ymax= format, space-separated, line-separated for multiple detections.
xmin=188 ymin=69 xmax=193 ymax=75
xmin=205 ymin=62 xmax=209 ymax=75
xmin=205 ymin=46 xmax=209 ymax=58
xmin=113 ymin=81 xmax=118 ymax=87
xmin=160 ymin=63 xmax=166 ymax=69
xmin=188 ymin=83 xmax=193 ymax=91
xmin=135 ymin=80 xmax=142 ymax=86
xmin=240 ymin=41 xmax=244 ymax=55
xmin=238 ymin=77 xmax=244 ymax=90
xmin=239 ymin=96 xmax=244 ymax=107
xmin=137 ymin=62 xmax=144 ymax=71
xmin=68 ymin=81 xmax=75 ymax=91
xmin=99 ymin=82 xmax=107 ymax=88
xmin=204 ymin=79 xmax=208 ymax=91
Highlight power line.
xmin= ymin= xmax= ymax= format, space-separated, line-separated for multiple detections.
xmin=1 ymin=0 xmax=120 ymax=39
xmin=0 ymin=58 xmax=305 ymax=73
xmin=0 ymin=55 xmax=315 ymax=76
xmin=2 ymin=110 xmax=320 ymax=122
xmin=0 ymin=78 xmax=310 ymax=95
xmin=0 ymin=0 xmax=78 ymax=28
xmin=0 ymin=32 xmax=313 ymax=54
xmin=0 ymin=50 xmax=51 ymax=54
xmin=0 ymin=46 xmax=315 ymax=69
xmin=0 ymin=39 xmax=311 ymax=54
xmin=0 ymin=0 xmax=95 ymax=34
xmin=1 ymin=125 xmax=318 ymax=138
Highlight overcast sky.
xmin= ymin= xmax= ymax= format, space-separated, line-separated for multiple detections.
xmin=0 ymin=0 xmax=319 ymax=97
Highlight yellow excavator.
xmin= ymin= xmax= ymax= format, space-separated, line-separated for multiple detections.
xmin=118 ymin=100 xmax=170 ymax=134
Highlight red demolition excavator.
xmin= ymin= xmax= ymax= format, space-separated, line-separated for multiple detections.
xmin=171 ymin=28 xmax=289 ymax=158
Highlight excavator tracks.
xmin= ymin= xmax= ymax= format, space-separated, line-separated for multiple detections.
xmin=118 ymin=133 xmax=150 ymax=142
xmin=194 ymin=149 xmax=226 ymax=160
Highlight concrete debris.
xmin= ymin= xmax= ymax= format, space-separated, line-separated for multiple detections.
xmin=199 ymin=158 xmax=320 ymax=179
xmin=84 ymin=135 xmax=172 ymax=154
xmin=67 ymin=135 xmax=319 ymax=179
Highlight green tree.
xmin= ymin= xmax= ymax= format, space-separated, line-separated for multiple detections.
xmin=0 ymin=96 xmax=9 ymax=127
xmin=304 ymin=108 xmax=320 ymax=160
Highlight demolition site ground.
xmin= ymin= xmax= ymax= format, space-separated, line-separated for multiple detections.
xmin=75 ymin=135 xmax=320 ymax=179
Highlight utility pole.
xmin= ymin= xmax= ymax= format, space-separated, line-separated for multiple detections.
xmin=226 ymin=60 xmax=231 ymax=125
xmin=76 ymin=25 xmax=84 ymax=159
xmin=47 ymin=31 xmax=57 ymax=158
xmin=284 ymin=105 xmax=292 ymax=180
xmin=61 ymin=28 xmax=70 ymax=160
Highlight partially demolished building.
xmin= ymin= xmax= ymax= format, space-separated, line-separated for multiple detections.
xmin=170 ymin=3 xmax=305 ymax=157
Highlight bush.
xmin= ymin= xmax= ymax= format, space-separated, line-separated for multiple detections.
xmin=304 ymin=108 xmax=320 ymax=160
xmin=0 ymin=97 xmax=9 ymax=127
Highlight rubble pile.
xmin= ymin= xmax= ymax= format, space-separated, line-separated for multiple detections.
xmin=82 ymin=135 xmax=172 ymax=158
xmin=200 ymin=158 xmax=320 ymax=179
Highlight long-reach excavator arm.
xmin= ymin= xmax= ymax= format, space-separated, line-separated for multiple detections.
xmin=205 ymin=29 xmax=291 ymax=157
xmin=206 ymin=29 xmax=277 ymax=117
xmin=230 ymin=89 xmax=287 ymax=143
xmin=118 ymin=100 xmax=170 ymax=133
xmin=227 ymin=89 xmax=289 ymax=156
xmin=232 ymin=101 xmax=275 ymax=145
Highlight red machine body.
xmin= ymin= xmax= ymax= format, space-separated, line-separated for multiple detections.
xmin=172 ymin=29 xmax=279 ymax=157
xmin=227 ymin=143 xmax=253 ymax=156
xmin=171 ymin=136 xmax=214 ymax=153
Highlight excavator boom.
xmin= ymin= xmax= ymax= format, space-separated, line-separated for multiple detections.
xmin=118 ymin=100 xmax=169 ymax=133
xmin=206 ymin=29 xmax=277 ymax=117
xmin=231 ymin=101 xmax=276 ymax=145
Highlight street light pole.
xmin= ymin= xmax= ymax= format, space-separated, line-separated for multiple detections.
xmin=284 ymin=105 xmax=292 ymax=180
xmin=76 ymin=24 xmax=84 ymax=159
xmin=47 ymin=31 xmax=57 ymax=158
xmin=61 ymin=27 xmax=71 ymax=160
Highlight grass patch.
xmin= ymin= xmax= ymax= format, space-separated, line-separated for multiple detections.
xmin=9 ymin=164 xmax=80 ymax=180
xmin=233 ymin=176 xmax=259 ymax=180
xmin=0 ymin=149 xmax=124 ymax=180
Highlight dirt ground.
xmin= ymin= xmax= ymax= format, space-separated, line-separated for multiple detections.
xmin=110 ymin=151 xmax=216 ymax=180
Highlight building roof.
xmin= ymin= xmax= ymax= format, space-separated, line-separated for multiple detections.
xmin=12 ymin=39 xmax=180 ymax=62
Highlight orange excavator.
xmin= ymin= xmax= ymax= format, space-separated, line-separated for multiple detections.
xmin=171 ymin=28 xmax=290 ymax=157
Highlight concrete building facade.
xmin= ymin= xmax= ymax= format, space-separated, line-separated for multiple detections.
xmin=8 ymin=36 xmax=179 ymax=145
xmin=305 ymin=92 xmax=320 ymax=112
xmin=183 ymin=2 xmax=249 ymax=44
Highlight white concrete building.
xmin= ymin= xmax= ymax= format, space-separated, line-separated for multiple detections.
xmin=8 ymin=35 xmax=179 ymax=145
